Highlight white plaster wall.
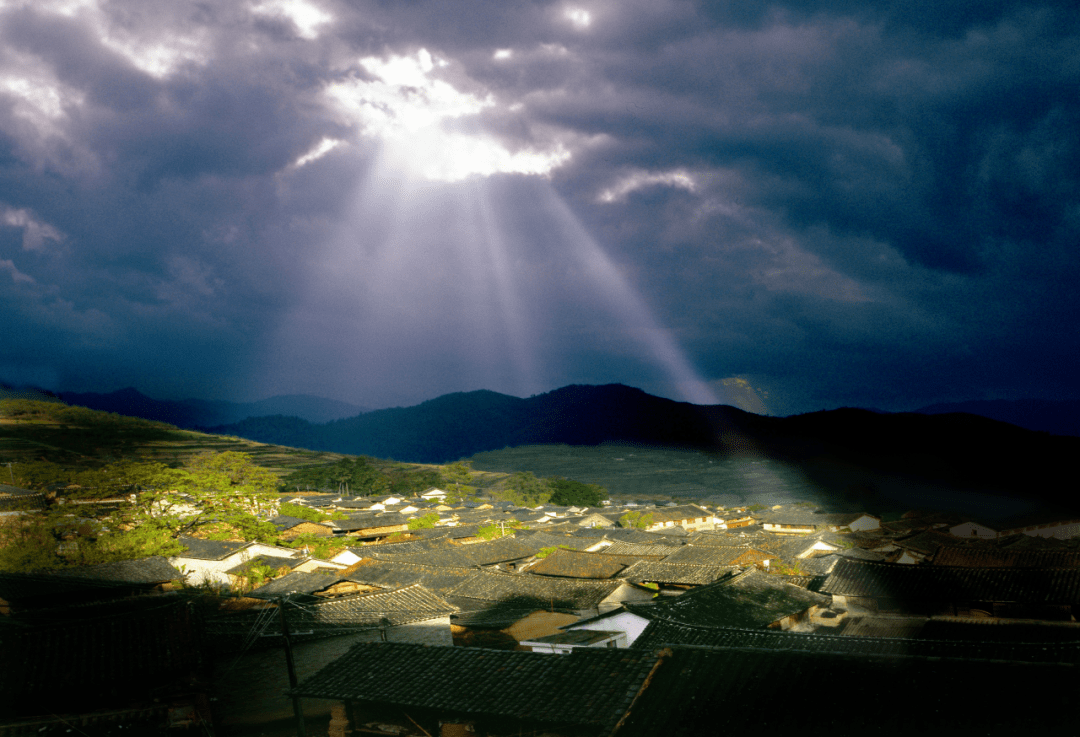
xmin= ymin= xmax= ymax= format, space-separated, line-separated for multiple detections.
xmin=567 ymin=611 xmax=651 ymax=646
xmin=599 ymin=583 xmax=655 ymax=614
xmin=171 ymin=544 xmax=300 ymax=586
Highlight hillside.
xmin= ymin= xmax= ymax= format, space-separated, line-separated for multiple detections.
xmin=201 ymin=384 xmax=1080 ymax=519
xmin=25 ymin=384 xmax=1080 ymax=521
xmin=56 ymin=387 xmax=369 ymax=427
xmin=0 ymin=398 xmax=410 ymax=482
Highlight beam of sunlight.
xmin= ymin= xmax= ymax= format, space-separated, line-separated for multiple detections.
xmin=533 ymin=185 xmax=718 ymax=406
xmin=473 ymin=178 xmax=538 ymax=393
xmin=267 ymin=46 xmax=722 ymax=407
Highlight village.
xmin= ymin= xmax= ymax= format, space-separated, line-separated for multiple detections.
xmin=2 ymin=477 xmax=1079 ymax=736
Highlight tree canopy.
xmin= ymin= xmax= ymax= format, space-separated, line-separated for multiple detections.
xmin=548 ymin=477 xmax=608 ymax=507
xmin=0 ymin=451 xmax=282 ymax=571
xmin=278 ymin=457 xmax=441 ymax=497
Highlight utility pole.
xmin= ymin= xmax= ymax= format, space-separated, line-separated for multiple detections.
xmin=277 ymin=596 xmax=307 ymax=737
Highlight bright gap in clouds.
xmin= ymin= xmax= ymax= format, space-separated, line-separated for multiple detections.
xmin=267 ymin=49 xmax=717 ymax=406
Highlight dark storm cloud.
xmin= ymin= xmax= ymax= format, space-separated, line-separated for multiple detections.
xmin=0 ymin=0 xmax=1076 ymax=413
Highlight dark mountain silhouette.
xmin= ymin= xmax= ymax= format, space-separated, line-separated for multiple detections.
xmin=913 ymin=399 xmax=1080 ymax=437
xmin=204 ymin=384 xmax=1080 ymax=516
xmin=30 ymin=381 xmax=1078 ymax=517
xmin=56 ymin=387 xmax=368 ymax=427
xmin=212 ymin=385 xmax=755 ymax=461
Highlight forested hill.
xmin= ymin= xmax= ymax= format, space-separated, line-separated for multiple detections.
xmin=211 ymin=385 xmax=736 ymax=462
xmin=204 ymin=384 xmax=1080 ymax=512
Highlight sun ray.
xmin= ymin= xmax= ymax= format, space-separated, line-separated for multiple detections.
xmin=533 ymin=185 xmax=719 ymax=406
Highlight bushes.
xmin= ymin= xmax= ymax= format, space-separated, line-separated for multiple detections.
xmin=408 ymin=513 xmax=439 ymax=530
xmin=618 ymin=511 xmax=655 ymax=529
xmin=548 ymin=477 xmax=607 ymax=507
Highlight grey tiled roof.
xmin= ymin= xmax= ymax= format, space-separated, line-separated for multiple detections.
xmin=820 ymin=558 xmax=1080 ymax=603
xmin=892 ymin=529 xmax=956 ymax=556
xmin=932 ymin=546 xmax=1080 ymax=568
xmin=175 ymin=536 xmax=251 ymax=560
xmin=761 ymin=510 xmax=876 ymax=527
xmin=615 ymin=645 xmax=1075 ymax=737
xmin=642 ymin=504 xmax=712 ymax=524
xmin=36 ymin=556 xmax=182 ymax=584
xmin=751 ymin=534 xmax=837 ymax=561
xmin=661 ymin=545 xmax=771 ymax=566
xmin=225 ymin=554 xmax=304 ymax=575
xmin=455 ymin=534 xmax=557 ymax=566
xmin=342 ymin=559 xmax=477 ymax=594
xmin=765 ymin=574 xmax=818 ymax=588
xmin=448 ymin=604 xmax=556 ymax=628
xmin=596 ymin=541 xmax=682 ymax=557
xmin=792 ymin=554 xmax=841 ymax=576
xmin=629 ymin=619 xmax=1080 ymax=663
xmin=522 ymin=629 xmax=623 ymax=646
xmin=580 ymin=527 xmax=678 ymax=544
xmin=365 ymin=546 xmax=477 ymax=568
xmin=291 ymin=641 xmax=659 ymax=731
xmin=527 ymin=549 xmax=639 ymax=579
xmin=269 ymin=515 xmax=322 ymax=530
xmin=627 ymin=568 xmax=829 ymax=628
xmin=330 ymin=511 xmax=408 ymax=531
xmin=0 ymin=557 xmax=182 ymax=609
xmin=619 ymin=560 xmax=737 ymax=586
xmin=835 ymin=546 xmax=888 ymax=561
xmin=287 ymin=583 xmax=457 ymax=629
xmin=362 ymin=532 xmax=564 ymax=568
xmin=448 ymin=570 xmax=622 ymax=611
xmin=360 ymin=536 xmax=454 ymax=558
xmin=211 ymin=584 xmax=456 ymax=639
xmin=248 ymin=571 xmax=343 ymax=598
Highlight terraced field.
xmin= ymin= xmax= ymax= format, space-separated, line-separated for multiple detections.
xmin=0 ymin=402 xmax=349 ymax=477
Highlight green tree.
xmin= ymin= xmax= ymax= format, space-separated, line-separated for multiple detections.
xmin=280 ymin=457 xmax=392 ymax=496
xmin=185 ymin=452 xmax=279 ymax=517
xmin=477 ymin=521 xmax=515 ymax=540
xmin=231 ymin=559 xmax=282 ymax=592
xmin=92 ymin=452 xmax=279 ymax=544
xmin=69 ymin=525 xmax=185 ymax=566
xmin=5 ymin=460 xmax=74 ymax=491
xmin=287 ymin=532 xmax=349 ymax=560
xmin=497 ymin=471 xmax=553 ymax=507
xmin=1 ymin=453 xmax=284 ymax=570
xmin=279 ymin=502 xmax=344 ymax=523
xmin=548 ymin=477 xmax=608 ymax=507
xmin=0 ymin=513 xmax=64 ymax=571
xmin=441 ymin=462 xmax=475 ymax=501
xmin=408 ymin=512 xmax=439 ymax=530
xmin=618 ymin=511 xmax=655 ymax=529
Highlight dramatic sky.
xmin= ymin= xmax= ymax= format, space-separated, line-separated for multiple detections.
xmin=1 ymin=0 xmax=1077 ymax=415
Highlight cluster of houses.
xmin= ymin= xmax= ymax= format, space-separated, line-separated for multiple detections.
xmin=2 ymin=488 xmax=1080 ymax=735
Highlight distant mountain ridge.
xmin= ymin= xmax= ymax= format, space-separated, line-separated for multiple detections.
xmin=203 ymin=384 xmax=1080 ymax=514
xmin=211 ymin=384 xmax=748 ymax=461
xmin=54 ymin=387 xmax=369 ymax=427
xmin=8 ymin=381 xmax=1079 ymax=517
xmin=913 ymin=398 xmax=1080 ymax=438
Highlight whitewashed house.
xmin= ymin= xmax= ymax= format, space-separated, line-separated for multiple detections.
xmin=170 ymin=537 xmax=302 ymax=586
